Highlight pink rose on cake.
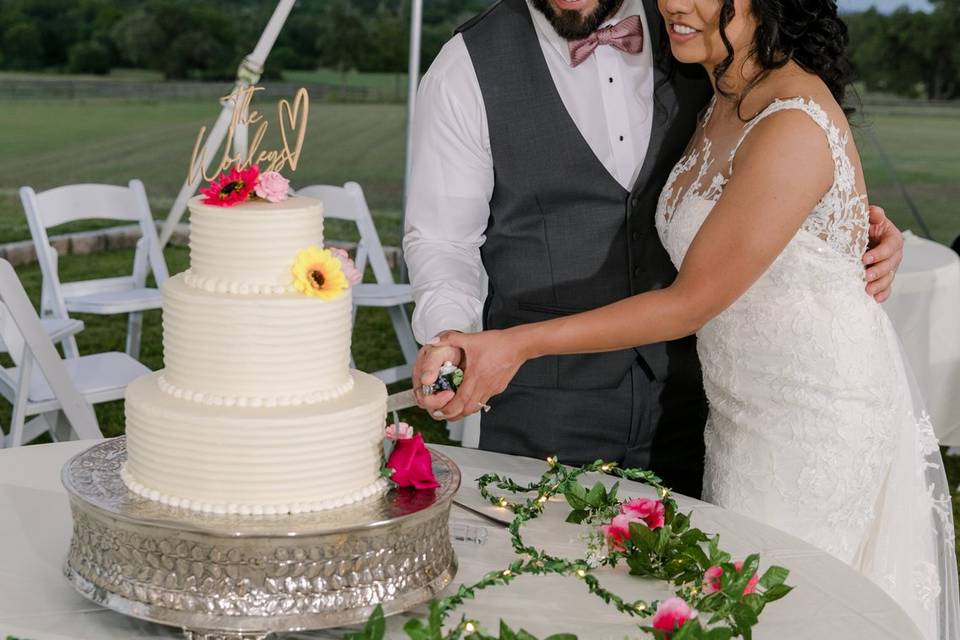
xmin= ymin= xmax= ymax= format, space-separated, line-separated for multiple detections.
xmin=254 ymin=170 xmax=290 ymax=203
xmin=385 ymin=421 xmax=415 ymax=440
xmin=329 ymin=247 xmax=362 ymax=286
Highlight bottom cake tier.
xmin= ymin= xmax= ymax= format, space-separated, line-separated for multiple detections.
xmin=121 ymin=370 xmax=389 ymax=515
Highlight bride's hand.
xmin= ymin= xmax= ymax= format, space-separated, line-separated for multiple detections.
xmin=430 ymin=329 xmax=528 ymax=421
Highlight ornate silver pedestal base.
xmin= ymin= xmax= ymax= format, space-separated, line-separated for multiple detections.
xmin=62 ymin=437 xmax=459 ymax=638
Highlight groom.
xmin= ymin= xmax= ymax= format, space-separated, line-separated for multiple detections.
xmin=404 ymin=0 xmax=903 ymax=497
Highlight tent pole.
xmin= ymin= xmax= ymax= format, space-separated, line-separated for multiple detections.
xmin=160 ymin=0 xmax=297 ymax=248
xmin=399 ymin=0 xmax=424 ymax=282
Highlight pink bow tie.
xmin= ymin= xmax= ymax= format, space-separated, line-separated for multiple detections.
xmin=568 ymin=15 xmax=644 ymax=68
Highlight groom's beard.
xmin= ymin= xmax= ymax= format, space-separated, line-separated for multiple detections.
xmin=530 ymin=0 xmax=626 ymax=40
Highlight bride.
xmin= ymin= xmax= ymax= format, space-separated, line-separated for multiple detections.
xmin=433 ymin=0 xmax=959 ymax=635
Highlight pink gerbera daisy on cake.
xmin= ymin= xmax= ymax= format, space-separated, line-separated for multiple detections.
xmin=200 ymin=165 xmax=260 ymax=207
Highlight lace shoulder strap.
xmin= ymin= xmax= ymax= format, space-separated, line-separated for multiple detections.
xmin=728 ymin=96 xmax=868 ymax=260
xmin=727 ymin=97 xmax=843 ymax=174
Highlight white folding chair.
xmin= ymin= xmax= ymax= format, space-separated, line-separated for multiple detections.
xmin=295 ymin=182 xmax=419 ymax=384
xmin=20 ymin=180 xmax=168 ymax=360
xmin=0 ymin=260 xmax=150 ymax=447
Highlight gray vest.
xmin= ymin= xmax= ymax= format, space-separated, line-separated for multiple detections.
xmin=459 ymin=0 xmax=712 ymax=388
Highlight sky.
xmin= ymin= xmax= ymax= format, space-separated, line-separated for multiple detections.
xmin=838 ymin=0 xmax=933 ymax=12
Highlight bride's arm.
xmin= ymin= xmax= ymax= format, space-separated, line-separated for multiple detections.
xmin=435 ymin=109 xmax=835 ymax=419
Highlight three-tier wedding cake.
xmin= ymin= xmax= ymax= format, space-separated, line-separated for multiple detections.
xmin=121 ymin=195 xmax=389 ymax=515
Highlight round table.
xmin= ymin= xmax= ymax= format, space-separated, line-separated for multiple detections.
xmin=883 ymin=231 xmax=960 ymax=446
xmin=0 ymin=440 xmax=922 ymax=639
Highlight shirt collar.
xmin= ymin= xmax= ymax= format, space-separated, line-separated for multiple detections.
xmin=526 ymin=0 xmax=648 ymax=66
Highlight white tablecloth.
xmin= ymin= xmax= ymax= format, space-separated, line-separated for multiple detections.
xmin=884 ymin=232 xmax=960 ymax=446
xmin=0 ymin=440 xmax=922 ymax=639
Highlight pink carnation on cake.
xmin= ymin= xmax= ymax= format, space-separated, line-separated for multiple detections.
xmin=386 ymin=433 xmax=439 ymax=489
xmin=254 ymin=170 xmax=290 ymax=202
xmin=651 ymin=597 xmax=697 ymax=637
xmin=385 ymin=421 xmax=414 ymax=441
xmin=703 ymin=561 xmax=760 ymax=595
xmin=329 ymin=247 xmax=362 ymax=286
xmin=620 ymin=497 xmax=665 ymax=530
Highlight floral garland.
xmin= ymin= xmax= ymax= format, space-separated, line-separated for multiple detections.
xmin=349 ymin=454 xmax=793 ymax=640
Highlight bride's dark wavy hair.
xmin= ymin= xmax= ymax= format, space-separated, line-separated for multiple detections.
xmin=711 ymin=0 xmax=855 ymax=118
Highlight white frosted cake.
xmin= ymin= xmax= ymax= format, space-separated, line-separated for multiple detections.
xmin=121 ymin=195 xmax=389 ymax=515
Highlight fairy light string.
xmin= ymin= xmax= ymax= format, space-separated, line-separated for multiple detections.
xmin=347 ymin=457 xmax=793 ymax=640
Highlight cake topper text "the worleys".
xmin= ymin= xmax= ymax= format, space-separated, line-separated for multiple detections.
xmin=187 ymin=85 xmax=309 ymax=184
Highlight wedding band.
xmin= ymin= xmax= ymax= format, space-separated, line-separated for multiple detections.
xmin=478 ymin=402 xmax=491 ymax=413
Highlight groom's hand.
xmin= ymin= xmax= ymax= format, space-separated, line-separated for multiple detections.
xmin=412 ymin=334 xmax=463 ymax=420
xmin=863 ymin=204 xmax=903 ymax=303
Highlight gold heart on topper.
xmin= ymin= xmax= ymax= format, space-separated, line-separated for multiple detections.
xmin=275 ymin=87 xmax=309 ymax=173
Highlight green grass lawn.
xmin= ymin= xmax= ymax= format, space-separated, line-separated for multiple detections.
xmin=0 ymin=97 xmax=957 ymax=248
xmin=0 ymin=99 xmax=407 ymax=245
xmin=853 ymin=104 xmax=960 ymax=245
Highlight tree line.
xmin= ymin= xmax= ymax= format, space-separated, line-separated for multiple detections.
xmin=0 ymin=0 xmax=487 ymax=80
xmin=0 ymin=0 xmax=957 ymax=99
xmin=845 ymin=0 xmax=959 ymax=100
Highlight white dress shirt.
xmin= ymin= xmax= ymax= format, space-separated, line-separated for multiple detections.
xmin=403 ymin=0 xmax=655 ymax=343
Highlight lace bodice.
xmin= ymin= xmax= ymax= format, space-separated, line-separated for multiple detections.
xmin=653 ymin=96 xmax=957 ymax=640
xmin=657 ymin=96 xmax=869 ymax=266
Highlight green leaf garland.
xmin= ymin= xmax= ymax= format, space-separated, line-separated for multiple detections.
xmin=350 ymin=458 xmax=792 ymax=639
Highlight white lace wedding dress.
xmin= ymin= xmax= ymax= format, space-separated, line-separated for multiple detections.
xmin=656 ymin=96 xmax=959 ymax=639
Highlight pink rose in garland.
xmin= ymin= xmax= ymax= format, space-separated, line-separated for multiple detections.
xmin=703 ymin=561 xmax=760 ymax=595
xmin=200 ymin=165 xmax=260 ymax=207
xmin=600 ymin=513 xmax=637 ymax=552
xmin=621 ymin=497 xmax=666 ymax=530
xmin=329 ymin=247 xmax=362 ymax=286
xmin=255 ymin=170 xmax=290 ymax=202
xmin=385 ymin=429 xmax=439 ymax=489
xmin=600 ymin=497 xmax=665 ymax=551
xmin=651 ymin=597 xmax=697 ymax=638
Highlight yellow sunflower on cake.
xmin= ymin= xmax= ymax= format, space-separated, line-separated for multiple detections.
xmin=291 ymin=247 xmax=349 ymax=300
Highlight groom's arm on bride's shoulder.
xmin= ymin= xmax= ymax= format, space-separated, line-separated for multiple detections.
xmin=862 ymin=204 xmax=903 ymax=303
xmin=402 ymin=36 xmax=491 ymax=417
xmin=435 ymin=110 xmax=837 ymax=412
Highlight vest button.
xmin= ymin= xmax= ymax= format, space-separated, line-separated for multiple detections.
xmin=631 ymin=231 xmax=641 ymax=241
xmin=633 ymin=267 xmax=642 ymax=277
xmin=630 ymin=197 xmax=640 ymax=208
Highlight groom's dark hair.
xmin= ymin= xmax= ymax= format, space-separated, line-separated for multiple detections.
xmin=530 ymin=0 xmax=626 ymax=40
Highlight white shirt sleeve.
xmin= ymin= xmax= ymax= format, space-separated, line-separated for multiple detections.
xmin=403 ymin=35 xmax=493 ymax=344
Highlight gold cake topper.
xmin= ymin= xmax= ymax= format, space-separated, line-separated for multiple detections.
xmin=188 ymin=85 xmax=309 ymax=184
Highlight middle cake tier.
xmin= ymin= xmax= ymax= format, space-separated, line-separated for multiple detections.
xmin=161 ymin=273 xmax=353 ymax=406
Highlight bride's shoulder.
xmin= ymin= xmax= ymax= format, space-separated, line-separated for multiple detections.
xmin=730 ymin=98 xmax=836 ymax=193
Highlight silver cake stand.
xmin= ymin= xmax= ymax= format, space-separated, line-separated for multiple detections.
xmin=62 ymin=437 xmax=460 ymax=639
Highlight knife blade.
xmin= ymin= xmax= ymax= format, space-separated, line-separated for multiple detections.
xmin=387 ymin=388 xmax=418 ymax=412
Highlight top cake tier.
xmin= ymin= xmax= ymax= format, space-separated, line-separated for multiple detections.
xmin=186 ymin=195 xmax=323 ymax=294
